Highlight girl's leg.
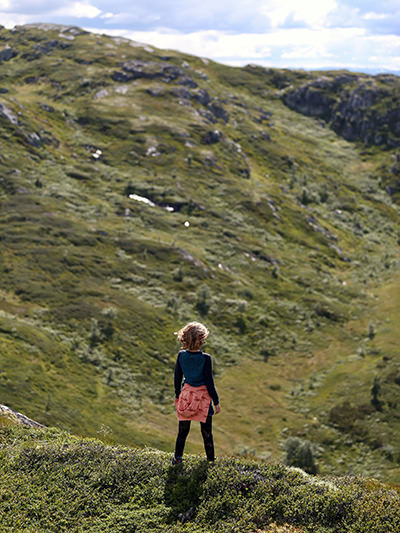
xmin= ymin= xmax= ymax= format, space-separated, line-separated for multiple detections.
xmin=174 ymin=420 xmax=191 ymax=459
xmin=200 ymin=415 xmax=215 ymax=461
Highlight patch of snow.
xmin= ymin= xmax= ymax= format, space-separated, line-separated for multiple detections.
xmin=129 ymin=194 xmax=155 ymax=207
xmin=164 ymin=206 xmax=174 ymax=212
xmin=184 ymin=221 xmax=190 ymax=227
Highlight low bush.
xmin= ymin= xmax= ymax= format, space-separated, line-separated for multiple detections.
xmin=0 ymin=426 xmax=399 ymax=532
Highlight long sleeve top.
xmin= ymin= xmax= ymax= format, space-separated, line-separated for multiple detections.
xmin=174 ymin=350 xmax=219 ymax=406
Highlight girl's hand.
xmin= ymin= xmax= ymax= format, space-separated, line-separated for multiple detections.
xmin=215 ymin=404 xmax=221 ymax=414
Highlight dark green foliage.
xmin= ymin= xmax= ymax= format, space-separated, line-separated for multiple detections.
xmin=371 ymin=376 xmax=383 ymax=411
xmin=283 ymin=437 xmax=318 ymax=474
xmin=0 ymin=426 xmax=400 ymax=532
xmin=195 ymin=285 xmax=211 ymax=316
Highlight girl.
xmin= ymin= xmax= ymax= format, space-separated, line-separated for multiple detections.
xmin=173 ymin=321 xmax=221 ymax=464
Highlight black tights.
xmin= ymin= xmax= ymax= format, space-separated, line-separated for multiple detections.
xmin=174 ymin=415 xmax=215 ymax=461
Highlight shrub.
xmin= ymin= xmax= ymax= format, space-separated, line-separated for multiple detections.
xmin=283 ymin=437 xmax=318 ymax=474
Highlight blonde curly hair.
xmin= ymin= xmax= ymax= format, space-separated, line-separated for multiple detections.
xmin=176 ymin=321 xmax=209 ymax=351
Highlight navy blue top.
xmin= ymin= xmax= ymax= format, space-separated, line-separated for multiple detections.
xmin=174 ymin=350 xmax=219 ymax=407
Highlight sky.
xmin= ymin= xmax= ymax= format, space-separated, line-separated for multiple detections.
xmin=1 ymin=1 xmax=399 ymax=73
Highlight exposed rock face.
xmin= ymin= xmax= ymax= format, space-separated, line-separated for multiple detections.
xmin=112 ymin=60 xmax=183 ymax=83
xmin=284 ymin=76 xmax=400 ymax=148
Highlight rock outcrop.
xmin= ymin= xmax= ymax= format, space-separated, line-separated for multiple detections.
xmin=112 ymin=60 xmax=183 ymax=83
xmin=0 ymin=404 xmax=45 ymax=428
xmin=284 ymin=75 xmax=400 ymax=148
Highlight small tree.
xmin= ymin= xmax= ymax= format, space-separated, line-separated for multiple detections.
xmin=368 ymin=322 xmax=376 ymax=340
xmin=283 ymin=437 xmax=318 ymax=474
xmin=196 ymin=284 xmax=211 ymax=316
xmin=371 ymin=376 xmax=383 ymax=411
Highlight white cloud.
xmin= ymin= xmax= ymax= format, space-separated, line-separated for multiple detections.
xmin=363 ymin=12 xmax=388 ymax=20
xmin=281 ymin=46 xmax=334 ymax=59
xmin=260 ymin=0 xmax=338 ymax=28
xmin=0 ymin=12 xmax=31 ymax=27
xmin=87 ymin=24 xmax=400 ymax=72
xmin=52 ymin=2 xmax=102 ymax=19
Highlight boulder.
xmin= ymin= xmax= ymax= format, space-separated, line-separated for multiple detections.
xmin=179 ymin=76 xmax=198 ymax=88
xmin=0 ymin=47 xmax=18 ymax=62
xmin=207 ymin=99 xmax=229 ymax=123
xmin=0 ymin=102 xmax=18 ymax=125
xmin=194 ymin=88 xmax=211 ymax=106
xmin=171 ymin=87 xmax=193 ymax=100
xmin=202 ymin=130 xmax=222 ymax=144
xmin=39 ymin=102 xmax=55 ymax=112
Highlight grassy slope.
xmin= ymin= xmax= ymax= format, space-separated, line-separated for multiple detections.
xmin=1 ymin=423 xmax=399 ymax=533
xmin=0 ymin=25 xmax=400 ymax=481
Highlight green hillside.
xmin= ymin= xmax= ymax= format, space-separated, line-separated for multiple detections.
xmin=1 ymin=423 xmax=399 ymax=532
xmin=1 ymin=23 xmax=400 ymax=482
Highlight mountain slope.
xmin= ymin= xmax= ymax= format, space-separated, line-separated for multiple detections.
xmin=0 ymin=23 xmax=400 ymax=481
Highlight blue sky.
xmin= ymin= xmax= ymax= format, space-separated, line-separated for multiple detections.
xmin=1 ymin=1 xmax=399 ymax=73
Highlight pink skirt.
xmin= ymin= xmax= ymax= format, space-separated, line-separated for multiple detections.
xmin=175 ymin=384 xmax=211 ymax=423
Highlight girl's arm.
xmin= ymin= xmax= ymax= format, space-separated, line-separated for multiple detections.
xmin=204 ymin=354 xmax=219 ymax=406
xmin=174 ymin=353 xmax=183 ymax=398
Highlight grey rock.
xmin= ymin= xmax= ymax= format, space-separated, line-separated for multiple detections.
xmin=194 ymin=88 xmax=211 ymax=106
xmin=284 ymin=77 xmax=400 ymax=147
xmin=179 ymin=76 xmax=198 ymax=88
xmin=207 ymin=99 xmax=229 ymax=123
xmin=202 ymin=130 xmax=222 ymax=144
xmin=25 ymin=132 xmax=42 ymax=147
xmin=0 ymin=102 xmax=18 ymax=125
xmin=0 ymin=47 xmax=18 ymax=62
xmin=171 ymin=87 xmax=193 ymax=100
xmin=198 ymin=108 xmax=218 ymax=124
xmin=113 ymin=60 xmax=183 ymax=83
xmin=93 ymin=89 xmax=109 ymax=99
xmin=0 ymin=404 xmax=45 ymax=428
xmin=39 ymin=102 xmax=55 ymax=112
